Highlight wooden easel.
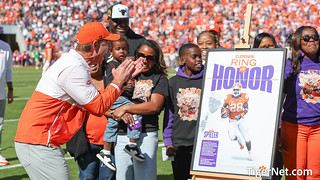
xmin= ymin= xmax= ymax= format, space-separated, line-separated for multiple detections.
xmin=189 ymin=4 xmax=260 ymax=180
xmin=189 ymin=171 xmax=261 ymax=180
xmin=234 ymin=4 xmax=253 ymax=49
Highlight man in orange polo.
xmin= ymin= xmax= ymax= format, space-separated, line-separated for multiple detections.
xmin=14 ymin=22 xmax=143 ymax=180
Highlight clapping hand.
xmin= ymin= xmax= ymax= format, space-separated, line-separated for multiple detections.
xmin=111 ymin=57 xmax=143 ymax=88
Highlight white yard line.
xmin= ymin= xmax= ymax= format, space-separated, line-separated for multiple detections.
xmin=0 ymin=164 xmax=22 ymax=170
xmin=10 ymin=97 xmax=31 ymax=101
xmin=0 ymin=119 xmax=165 ymax=170
xmin=1 ymin=144 xmax=165 ymax=170
xmin=4 ymin=119 xmax=20 ymax=122
xmin=0 ymin=157 xmax=74 ymax=170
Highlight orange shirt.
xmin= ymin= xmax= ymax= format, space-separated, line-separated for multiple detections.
xmin=85 ymin=113 xmax=108 ymax=145
xmin=84 ymin=87 xmax=109 ymax=145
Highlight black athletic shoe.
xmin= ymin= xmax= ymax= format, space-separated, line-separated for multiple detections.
xmin=123 ymin=144 xmax=145 ymax=162
xmin=96 ymin=151 xmax=116 ymax=171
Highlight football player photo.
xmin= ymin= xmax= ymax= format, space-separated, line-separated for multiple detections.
xmin=221 ymin=82 xmax=253 ymax=161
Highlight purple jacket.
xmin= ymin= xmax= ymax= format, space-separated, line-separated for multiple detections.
xmin=163 ymin=64 xmax=204 ymax=146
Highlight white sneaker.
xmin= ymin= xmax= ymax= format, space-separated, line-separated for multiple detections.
xmin=96 ymin=151 xmax=116 ymax=171
xmin=123 ymin=144 xmax=145 ymax=162
xmin=0 ymin=154 xmax=9 ymax=165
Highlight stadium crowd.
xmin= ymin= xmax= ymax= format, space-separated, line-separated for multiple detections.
xmin=0 ymin=0 xmax=319 ymax=59
xmin=1 ymin=1 xmax=320 ymax=179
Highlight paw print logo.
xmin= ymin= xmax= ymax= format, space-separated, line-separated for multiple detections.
xmin=259 ymin=166 xmax=267 ymax=173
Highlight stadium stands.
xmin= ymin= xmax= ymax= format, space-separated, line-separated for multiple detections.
xmin=0 ymin=0 xmax=319 ymax=55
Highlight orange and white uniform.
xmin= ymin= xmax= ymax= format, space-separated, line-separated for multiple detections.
xmin=42 ymin=34 xmax=56 ymax=75
xmin=224 ymin=93 xmax=251 ymax=144
xmin=45 ymin=41 xmax=56 ymax=62
xmin=14 ymin=49 xmax=122 ymax=147
xmin=224 ymin=93 xmax=249 ymax=120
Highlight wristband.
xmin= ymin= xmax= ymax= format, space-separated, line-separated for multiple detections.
xmin=110 ymin=83 xmax=120 ymax=92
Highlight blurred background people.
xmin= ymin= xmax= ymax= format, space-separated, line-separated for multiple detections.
xmin=42 ymin=33 xmax=56 ymax=75
xmin=33 ymin=47 xmax=41 ymax=70
xmin=0 ymin=40 xmax=14 ymax=165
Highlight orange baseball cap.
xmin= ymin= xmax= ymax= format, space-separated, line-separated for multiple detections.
xmin=206 ymin=24 xmax=220 ymax=34
xmin=76 ymin=22 xmax=120 ymax=45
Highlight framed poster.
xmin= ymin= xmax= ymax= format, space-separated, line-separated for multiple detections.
xmin=191 ymin=48 xmax=287 ymax=179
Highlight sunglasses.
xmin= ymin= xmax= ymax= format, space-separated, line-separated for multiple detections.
xmin=136 ymin=52 xmax=156 ymax=63
xmin=301 ymin=35 xmax=319 ymax=42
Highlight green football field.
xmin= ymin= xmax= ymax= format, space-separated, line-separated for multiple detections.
xmin=0 ymin=67 xmax=175 ymax=180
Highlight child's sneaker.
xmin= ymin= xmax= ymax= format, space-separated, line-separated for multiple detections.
xmin=0 ymin=154 xmax=9 ymax=166
xmin=96 ymin=151 xmax=116 ymax=171
xmin=123 ymin=144 xmax=145 ymax=162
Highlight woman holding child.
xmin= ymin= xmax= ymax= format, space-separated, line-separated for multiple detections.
xmin=112 ymin=39 xmax=169 ymax=180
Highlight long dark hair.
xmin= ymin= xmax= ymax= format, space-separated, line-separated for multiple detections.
xmin=252 ymin=33 xmax=278 ymax=48
xmin=134 ymin=39 xmax=168 ymax=76
xmin=291 ymin=26 xmax=320 ymax=75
